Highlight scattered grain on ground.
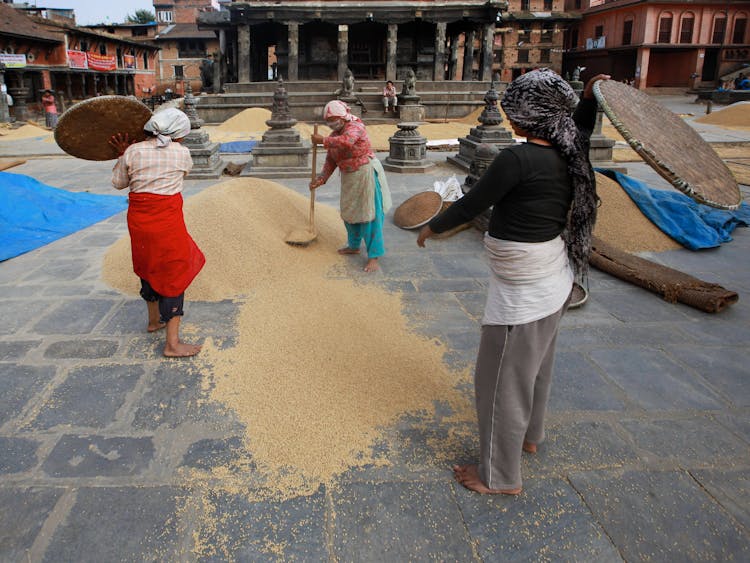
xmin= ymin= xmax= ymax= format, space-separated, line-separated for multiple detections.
xmin=0 ymin=123 xmax=52 ymax=141
xmin=694 ymin=101 xmax=750 ymax=129
xmin=102 ymin=178 xmax=474 ymax=501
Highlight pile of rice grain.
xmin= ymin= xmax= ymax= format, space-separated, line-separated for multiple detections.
xmin=102 ymin=178 xmax=474 ymax=498
xmin=594 ymin=171 xmax=680 ymax=252
xmin=694 ymin=101 xmax=750 ymax=129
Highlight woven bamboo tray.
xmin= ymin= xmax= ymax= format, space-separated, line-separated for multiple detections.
xmin=55 ymin=96 xmax=152 ymax=161
xmin=393 ymin=191 xmax=443 ymax=229
xmin=593 ymin=80 xmax=741 ymax=210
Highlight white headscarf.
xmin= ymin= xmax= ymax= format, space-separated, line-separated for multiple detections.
xmin=143 ymin=108 xmax=191 ymax=147
xmin=323 ymin=100 xmax=362 ymax=123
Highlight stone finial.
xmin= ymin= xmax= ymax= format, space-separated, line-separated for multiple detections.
xmin=478 ymin=76 xmax=503 ymax=127
xmin=266 ymin=76 xmax=297 ymax=130
xmin=183 ymin=82 xmax=204 ymax=129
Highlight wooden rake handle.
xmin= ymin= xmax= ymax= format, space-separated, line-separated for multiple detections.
xmin=310 ymin=124 xmax=318 ymax=231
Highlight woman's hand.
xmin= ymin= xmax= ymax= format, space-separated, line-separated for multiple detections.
xmin=583 ymin=74 xmax=611 ymax=99
xmin=416 ymin=225 xmax=435 ymax=248
xmin=309 ymin=176 xmax=325 ymax=191
xmin=311 ymin=133 xmax=325 ymax=146
xmin=109 ymin=132 xmax=133 ymax=157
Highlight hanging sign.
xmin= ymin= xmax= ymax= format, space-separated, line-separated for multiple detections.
xmin=67 ymin=50 xmax=88 ymax=69
xmin=0 ymin=53 xmax=27 ymax=68
xmin=87 ymin=52 xmax=116 ymax=71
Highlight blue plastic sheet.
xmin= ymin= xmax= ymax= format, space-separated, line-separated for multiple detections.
xmin=596 ymin=168 xmax=750 ymax=250
xmin=219 ymin=140 xmax=257 ymax=153
xmin=0 ymin=171 xmax=128 ymax=261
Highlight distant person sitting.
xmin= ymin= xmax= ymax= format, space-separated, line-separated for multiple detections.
xmin=383 ymin=80 xmax=397 ymax=113
xmin=737 ymin=75 xmax=750 ymax=90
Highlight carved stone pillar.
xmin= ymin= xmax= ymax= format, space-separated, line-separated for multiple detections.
xmin=337 ymin=25 xmax=348 ymax=81
xmin=462 ymin=29 xmax=476 ymax=81
xmin=238 ymin=24 xmax=251 ymax=83
xmin=386 ymin=24 xmax=398 ymax=82
xmin=434 ymin=22 xmax=447 ymax=81
xmin=480 ymin=23 xmax=494 ymax=82
xmin=8 ymin=71 xmax=29 ymax=122
xmin=288 ymin=22 xmax=299 ymax=81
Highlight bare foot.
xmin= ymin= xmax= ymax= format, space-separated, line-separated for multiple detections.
xmin=452 ymin=464 xmax=522 ymax=495
xmin=338 ymin=246 xmax=360 ymax=255
xmin=364 ymin=258 xmax=380 ymax=272
xmin=147 ymin=322 xmax=166 ymax=333
xmin=523 ymin=441 xmax=537 ymax=454
xmin=163 ymin=342 xmax=202 ymax=357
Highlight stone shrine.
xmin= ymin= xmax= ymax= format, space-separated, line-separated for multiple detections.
xmin=242 ymin=78 xmax=311 ymax=178
xmin=383 ymin=122 xmax=434 ymax=173
xmin=447 ymin=76 xmax=514 ymax=171
xmin=462 ymin=142 xmax=499 ymax=231
xmin=182 ymin=83 xmax=224 ymax=179
xmin=397 ymin=68 xmax=424 ymax=123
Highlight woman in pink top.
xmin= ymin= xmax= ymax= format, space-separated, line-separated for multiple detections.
xmin=310 ymin=100 xmax=391 ymax=272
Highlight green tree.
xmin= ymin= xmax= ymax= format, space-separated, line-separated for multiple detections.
xmin=126 ymin=10 xmax=155 ymax=24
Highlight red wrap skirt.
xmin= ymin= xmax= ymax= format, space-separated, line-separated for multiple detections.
xmin=127 ymin=192 xmax=205 ymax=297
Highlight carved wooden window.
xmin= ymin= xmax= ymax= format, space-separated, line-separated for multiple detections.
xmin=712 ymin=16 xmax=727 ymax=44
xmin=622 ymin=19 xmax=633 ymax=46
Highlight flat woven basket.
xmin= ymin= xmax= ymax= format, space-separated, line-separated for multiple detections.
xmin=393 ymin=191 xmax=443 ymax=229
xmin=593 ymin=80 xmax=741 ymax=210
xmin=55 ymin=96 xmax=152 ymax=161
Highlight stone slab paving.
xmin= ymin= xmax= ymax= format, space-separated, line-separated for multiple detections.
xmin=1 ymin=95 xmax=749 ymax=561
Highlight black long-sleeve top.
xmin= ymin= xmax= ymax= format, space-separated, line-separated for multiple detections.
xmin=429 ymin=98 xmax=598 ymax=241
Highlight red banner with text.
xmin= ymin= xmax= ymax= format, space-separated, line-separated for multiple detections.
xmin=87 ymin=52 xmax=116 ymax=71
xmin=67 ymin=50 xmax=88 ymax=69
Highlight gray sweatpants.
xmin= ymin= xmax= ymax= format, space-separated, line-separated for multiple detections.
xmin=475 ymin=300 xmax=568 ymax=490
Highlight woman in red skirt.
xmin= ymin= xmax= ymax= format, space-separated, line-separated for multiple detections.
xmin=109 ymin=108 xmax=204 ymax=357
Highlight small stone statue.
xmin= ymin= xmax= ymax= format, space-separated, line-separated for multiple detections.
xmin=200 ymin=57 xmax=214 ymax=92
xmin=341 ymin=68 xmax=355 ymax=97
xmin=402 ymin=68 xmax=416 ymax=97
xmin=572 ymin=66 xmax=583 ymax=82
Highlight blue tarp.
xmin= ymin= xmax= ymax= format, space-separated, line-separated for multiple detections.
xmin=219 ymin=140 xmax=257 ymax=153
xmin=0 ymin=171 xmax=128 ymax=261
xmin=597 ymin=168 xmax=750 ymax=250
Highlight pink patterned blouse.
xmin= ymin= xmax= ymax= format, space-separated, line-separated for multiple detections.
xmin=319 ymin=119 xmax=374 ymax=181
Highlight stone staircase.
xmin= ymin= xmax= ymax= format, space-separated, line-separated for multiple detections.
xmin=195 ymin=80 xmax=500 ymax=124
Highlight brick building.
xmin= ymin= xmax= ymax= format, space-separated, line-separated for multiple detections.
xmin=563 ymin=0 xmax=750 ymax=89
xmin=153 ymin=0 xmax=221 ymax=94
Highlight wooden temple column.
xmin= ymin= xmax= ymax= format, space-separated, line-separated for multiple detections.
xmin=480 ymin=22 xmax=494 ymax=81
xmin=386 ymin=24 xmax=397 ymax=82
xmin=462 ymin=28 xmax=476 ymax=81
xmin=448 ymin=32 xmax=460 ymax=80
xmin=238 ymin=24 xmax=251 ymax=82
xmin=287 ymin=22 xmax=299 ymax=81
xmin=337 ymin=24 xmax=348 ymax=80
xmin=434 ymin=22 xmax=447 ymax=80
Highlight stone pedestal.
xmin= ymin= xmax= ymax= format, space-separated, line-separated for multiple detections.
xmin=383 ymin=122 xmax=434 ymax=173
xmin=398 ymin=104 xmax=424 ymax=123
xmin=462 ymin=143 xmax=499 ymax=231
xmin=243 ymin=78 xmax=311 ymax=178
xmin=184 ymin=130 xmax=224 ymax=179
xmin=590 ymin=106 xmax=627 ymax=174
xmin=183 ymin=82 xmax=224 ymax=179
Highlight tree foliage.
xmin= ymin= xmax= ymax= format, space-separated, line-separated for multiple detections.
xmin=126 ymin=10 xmax=155 ymax=24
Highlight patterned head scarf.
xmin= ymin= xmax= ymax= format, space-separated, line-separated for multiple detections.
xmin=143 ymin=107 xmax=191 ymax=148
xmin=323 ymin=100 xmax=362 ymax=123
xmin=501 ymin=68 xmax=598 ymax=277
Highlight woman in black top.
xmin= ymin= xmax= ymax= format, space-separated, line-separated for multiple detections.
xmin=418 ymin=70 xmax=609 ymax=495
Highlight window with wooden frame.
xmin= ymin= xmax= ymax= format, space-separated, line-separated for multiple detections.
xmin=680 ymin=15 xmax=694 ymax=44
xmin=712 ymin=16 xmax=727 ymax=44
xmin=622 ymin=19 xmax=633 ymax=46
xmin=732 ymin=16 xmax=747 ymax=44
xmin=657 ymin=14 xmax=672 ymax=43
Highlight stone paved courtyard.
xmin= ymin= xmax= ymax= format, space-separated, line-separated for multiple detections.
xmin=0 ymin=95 xmax=749 ymax=561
